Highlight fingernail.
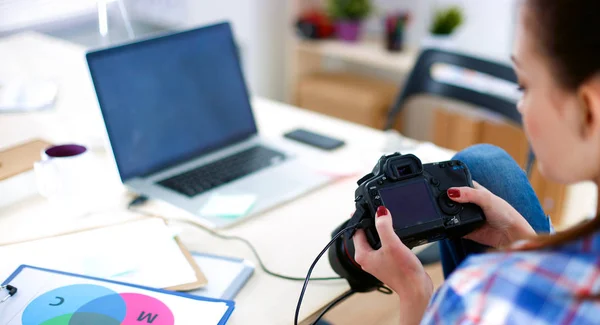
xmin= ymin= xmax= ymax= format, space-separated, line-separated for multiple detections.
xmin=376 ymin=206 xmax=387 ymax=217
xmin=447 ymin=189 xmax=460 ymax=198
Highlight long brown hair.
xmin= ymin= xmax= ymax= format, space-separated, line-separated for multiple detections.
xmin=519 ymin=0 xmax=600 ymax=250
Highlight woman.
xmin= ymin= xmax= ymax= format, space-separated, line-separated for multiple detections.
xmin=353 ymin=0 xmax=600 ymax=323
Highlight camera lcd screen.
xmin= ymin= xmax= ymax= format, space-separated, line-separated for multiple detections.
xmin=379 ymin=179 xmax=440 ymax=229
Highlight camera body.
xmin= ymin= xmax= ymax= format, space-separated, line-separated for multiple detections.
xmin=328 ymin=152 xmax=485 ymax=291
xmin=354 ymin=152 xmax=485 ymax=249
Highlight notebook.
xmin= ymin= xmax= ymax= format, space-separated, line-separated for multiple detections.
xmin=188 ymin=252 xmax=254 ymax=300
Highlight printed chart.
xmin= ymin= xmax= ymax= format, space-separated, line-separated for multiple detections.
xmin=21 ymin=284 xmax=174 ymax=325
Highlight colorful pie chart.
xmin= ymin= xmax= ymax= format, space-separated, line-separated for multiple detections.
xmin=22 ymin=284 xmax=174 ymax=325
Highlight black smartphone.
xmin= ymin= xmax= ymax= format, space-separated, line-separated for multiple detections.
xmin=283 ymin=128 xmax=345 ymax=151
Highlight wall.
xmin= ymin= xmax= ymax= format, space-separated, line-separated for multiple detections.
xmin=443 ymin=0 xmax=518 ymax=62
xmin=364 ymin=0 xmax=518 ymax=62
xmin=128 ymin=0 xmax=288 ymax=101
xmin=129 ymin=0 xmax=519 ymax=101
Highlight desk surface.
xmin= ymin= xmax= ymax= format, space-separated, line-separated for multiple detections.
xmin=0 ymin=32 xmax=453 ymax=324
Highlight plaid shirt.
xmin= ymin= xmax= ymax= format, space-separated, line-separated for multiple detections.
xmin=421 ymin=232 xmax=600 ymax=324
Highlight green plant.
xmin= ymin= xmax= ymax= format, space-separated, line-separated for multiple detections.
xmin=430 ymin=6 xmax=464 ymax=35
xmin=327 ymin=0 xmax=372 ymax=21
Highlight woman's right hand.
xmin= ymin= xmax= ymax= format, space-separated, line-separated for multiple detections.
xmin=447 ymin=181 xmax=536 ymax=248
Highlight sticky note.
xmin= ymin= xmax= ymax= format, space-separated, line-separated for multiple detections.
xmin=199 ymin=194 xmax=257 ymax=219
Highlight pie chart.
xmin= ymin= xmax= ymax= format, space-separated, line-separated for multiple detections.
xmin=21 ymin=284 xmax=174 ymax=325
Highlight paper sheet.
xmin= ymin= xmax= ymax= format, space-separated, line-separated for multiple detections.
xmin=0 ymin=218 xmax=198 ymax=289
xmin=0 ymin=266 xmax=231 ymax=325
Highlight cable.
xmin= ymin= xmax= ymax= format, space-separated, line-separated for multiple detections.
xmin=127 ymin=201 xmax=342 ymax=282
xmin=310 ymin=289 xmax=355 ymax=325
xmin=174 ymin=218 xmax=342 ymax=281
xmin=129 ymin=199 xmax=387 ymax=324
xmin=294 ymin=224 xmax=358 ymax=325
xmin=307 ymin=286 xmax=389 ymax=324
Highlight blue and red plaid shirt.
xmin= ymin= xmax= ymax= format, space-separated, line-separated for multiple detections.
xmin=422 ymin=232 xmax=600 ymax=324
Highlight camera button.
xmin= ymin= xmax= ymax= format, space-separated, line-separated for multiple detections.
xmin=438 ymin=192 xmax=463 ymax=215
xmin=377 ymin=180 xmax=384 ymax=185
xmin=369 ymin=189 xmax=378 ymax=197
xmin=448 ymin=161 xmax=454 ymax=167
xmin=439 ymin=163 xmax=446 ymax=168
xmin=430 ymin=178 xmax=440 ymax=186
xmin=374 ymin=199 xmax=382 ymax=207
xmin=354 ymin=195 xmax=363 ymax=202
xmin=445 ymin=216 xmax=460 ymax=227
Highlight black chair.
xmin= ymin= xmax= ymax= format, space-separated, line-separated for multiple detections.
xmin=384 ymin=48 xmax=534 ymax=265
xmin=385 ymin=48 xmax=535 ymax=175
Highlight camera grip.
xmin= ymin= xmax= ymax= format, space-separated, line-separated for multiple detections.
xmin=365 ymin=227 xmax=381 ymax=250
xmin=351 ymin=204 xmax=382 ymax=250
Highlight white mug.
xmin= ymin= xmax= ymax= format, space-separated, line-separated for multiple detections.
xmin=34 ymin=144 xmax=95 ymax=217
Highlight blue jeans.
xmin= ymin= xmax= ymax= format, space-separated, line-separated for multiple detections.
xmin=440 ymin=144 xmax=553 ymax=278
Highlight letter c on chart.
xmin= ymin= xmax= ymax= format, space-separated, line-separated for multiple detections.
xmin=49 ymin=296 xmax=65 ymax=306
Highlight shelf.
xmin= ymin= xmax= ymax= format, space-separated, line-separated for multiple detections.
xmin=295 ymin=38 xmax=418 ymax=73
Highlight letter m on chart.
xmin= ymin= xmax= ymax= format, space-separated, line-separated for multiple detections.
xmin=138 ymin=311 xmax=159 ymax=323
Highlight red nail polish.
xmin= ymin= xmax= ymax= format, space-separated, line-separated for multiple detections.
xmin=376 ymin=206 xmax=387 ymax=217
xmin=447 ymin=189 xmax=460 ymax=198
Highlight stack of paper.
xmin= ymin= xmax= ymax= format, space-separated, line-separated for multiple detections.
xmin=0 ymin=218 xmax=199 ymax=289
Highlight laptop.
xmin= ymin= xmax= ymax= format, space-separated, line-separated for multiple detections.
xmin=86 ymin=22 xmax=333 ymax=228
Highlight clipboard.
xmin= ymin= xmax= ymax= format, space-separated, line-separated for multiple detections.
xmin=0 ymin=265 xmax=234 ymax=325
xmin=0 ymin=217 xmax=207 ymax=291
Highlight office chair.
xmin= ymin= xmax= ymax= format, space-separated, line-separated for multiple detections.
xmin=383 ymin=48 xmax=535 ymax=265
xmin=385 ymin=48 xmax=535 ymax=175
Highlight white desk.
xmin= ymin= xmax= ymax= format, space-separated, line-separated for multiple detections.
xmin=0 ymin=32 xmax=453 ymax=324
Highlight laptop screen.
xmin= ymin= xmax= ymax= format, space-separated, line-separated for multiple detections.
xmin=87 ymin=22 xmax=257 ymax=181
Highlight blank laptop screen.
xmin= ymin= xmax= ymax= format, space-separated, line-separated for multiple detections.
xmin=87 ymin=22 xmax=257 ymax=181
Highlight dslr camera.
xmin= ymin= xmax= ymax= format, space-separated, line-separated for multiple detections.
xmin=328 ymin=152 xmax=485 ymax=292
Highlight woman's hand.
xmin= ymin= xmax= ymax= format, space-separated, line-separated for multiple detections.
xmin=447 ymin=181 xmax=536 ymax=248
xmin=353 ymin=206 xmax=433 ymax=325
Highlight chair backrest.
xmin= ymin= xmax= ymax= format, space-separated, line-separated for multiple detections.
xmin=385 ymin=48 xmax=535 ymax=175
xmin=385 ymin=48 xmax=521 ymax=129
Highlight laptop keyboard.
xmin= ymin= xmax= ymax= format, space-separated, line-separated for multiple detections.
xmin=158 ymin=145 xmax=286 ymax=197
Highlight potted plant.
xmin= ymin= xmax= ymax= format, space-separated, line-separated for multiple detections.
xmin=425 ymin=6 xmax=464 ymax=48
xmin=327 ymin=0 xmax=372 ymax=42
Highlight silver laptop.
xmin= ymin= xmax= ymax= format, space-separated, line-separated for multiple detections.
xmin=86 ymin=22 xmax=332 ymax=228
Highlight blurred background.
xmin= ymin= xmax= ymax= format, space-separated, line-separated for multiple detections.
xmin=2 ymin=2 xmax=598 ymax=323
xmin=0 ymin=0 xmax=516 ymax=102
xmin=0 ymin=0 xmax=595 ymax=253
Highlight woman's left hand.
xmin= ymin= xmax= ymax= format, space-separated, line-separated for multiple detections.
xmin=353 ymin=206 xmax=433 ymax=325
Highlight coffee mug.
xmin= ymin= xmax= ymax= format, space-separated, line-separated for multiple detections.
xmin=34 ymin=144 xmax=95 ymax=217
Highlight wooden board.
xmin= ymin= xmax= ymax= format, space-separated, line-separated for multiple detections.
xmin=0 ymin=139 xmax=52 ymax=181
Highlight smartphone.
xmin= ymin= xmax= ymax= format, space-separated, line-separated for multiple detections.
xmin=283 ymin=128 xmax=345 ymax=151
